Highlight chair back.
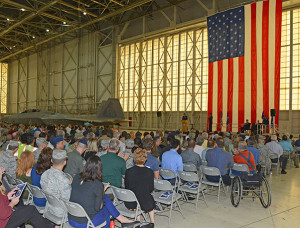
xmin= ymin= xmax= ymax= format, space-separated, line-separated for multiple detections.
xmin=200 ymin=166 xmax=221 ymax=176
xmin=159 ymin=168 xmax=176 ymax=179
xmin=4 ymin=173 xmax=17 ymax=185
xmin=27 ymin=184 xmax=46 ymax=198
xmin=202 ymin=160 xmax=208 ymax=166
xmin=183 ymin=163 xmax=197 ymax=172
xmin=42 ymin=190 xmax=66 ymax=211
xmin=270 ymin=153 xmax=279 ymax=160
xmin=232 ymin=163 xmax=249 ymax=172
xmin=154 ymin=179 xmax=173 ymax=191
xmin=15 ymin=178 xmax=24 ymax=185
xmin=177 ymin=171 xmax=199 ymax=183
xmin=62 ymin=200 xmax=88 ymax=218
xmin=111 ymin=187 xmax=137 ymax=202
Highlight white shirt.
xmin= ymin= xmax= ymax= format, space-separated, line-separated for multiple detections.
xmin=194 ymin=145 xmax=205 ymax=159
xmin=266 ymin=141 xmax=283 ymax=157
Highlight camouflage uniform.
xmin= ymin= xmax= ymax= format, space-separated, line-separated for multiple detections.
xmin=66 ymin=142 xmax=78 ymax=153
xmin=124 ymin=149 xmax=134 ymax=169
xmin=41 ymin=167 xmax=71 ymax=217
xmin=0 ymin=150 xmax=17 ymax=178
xmin=224 ymin=137 xmax=232 ymax=152
xmin=34 ymin=148 xmax=42 ymax=162
xmin=257 ymin=143 xmax=271 ymax=174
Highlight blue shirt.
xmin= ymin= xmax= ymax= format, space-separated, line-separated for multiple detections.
xmin=30 ymin=165 xmax=46 ymax=207
xmin=201 ymin=148 xmax=212 ymax=161
xmin=161 ymin=149 xmax=183 ymax=179
xmin=295 ymin=140 xmax=300 ymax=147
xmin=206 ymin=147 xmax=234 ymax=175
xmin=247 ymin=145 xmax=261 ymax=165
xmin=278 ymin=140 xmax=293 ymax=153
xmin=144 ymin=152 xmax=159 ymax=172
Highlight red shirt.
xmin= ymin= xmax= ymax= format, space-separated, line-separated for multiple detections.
xmin=233 ymin=150 xmax=256 ymax=171
xmin=0 ymin=192 xmax=12 ymax=228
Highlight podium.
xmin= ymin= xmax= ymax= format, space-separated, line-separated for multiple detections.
xmin=181 ymin=120 xmax=188 ymax=133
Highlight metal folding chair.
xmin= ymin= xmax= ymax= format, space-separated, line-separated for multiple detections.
xmin=200 ymin=166 xmax=226 ymax=203
xmin=27 ymin=184 xmax=46 ymax=214
xmin=152 ymin=179 xmax=184 ymax=228
xmin=159 ymin=168 xmax=178 ymax=190
xmin=183 ymin=163 xmax=198 ymax=173
xmin=61 ymin=200 xmax=106 ymax=228
xmin=42 ymin=190 xmax=68 ymax=227
xmin=270 ymin=153 xmax=280 ymax=175
xmin=177 ymin=170 xmax=207 ymax=211
xmin=110 ymin=186 xmax=146 ymax=222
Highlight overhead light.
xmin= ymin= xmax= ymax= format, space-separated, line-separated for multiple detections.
xmin=63 ymin=21 xmax=66 ymax=25
xmin=9 ymin=47 xmax=12 ymax=49
xmin=20 ymin=8 xmax=25 ymax=11
xmin=32 ymin=36 xmax=35 ymax=39
xmin=83 ymin=12 xmax=87 ymax=15
xmin=46 ymin=29 xmax=50 ymax=32
xmin=7 ymin=18 xmax=10 ymax=21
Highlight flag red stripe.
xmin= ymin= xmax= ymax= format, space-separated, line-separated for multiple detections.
xmin=207 ymin=62 xmax=214 ymax=131
xmin=275 ymin=0 xmax=282 ymax=126
xmin=238 ymin=56 xmax=245 ymax=132
xmin=217 ymin=61 xmax=223 ymax=131
xmin=251 ymin=3 xmax=257 ymax=124
xmin=228 ymin=58 xmax=234 ymax=132
xmin=262 ymin=1 xmax=269 ymax=119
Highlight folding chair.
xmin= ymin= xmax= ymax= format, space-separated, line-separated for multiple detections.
xmin=4 ymin=173 xmax=17 ymax=187
xmin=27 ymin=184 xmax=46 ymax=214
xmin=42 ymin=190 xmax=68 ymax=227
xmin=14 ymin=178 xmax=33 ymax=205
xmin=270 ymin=153 xmax=280 ymax=175
xmin=200 ymin=166 xmax=226 ymax=203
xmin=152 ymin=179 xmax=184 ymax=228
xmin=183 ymin=163 xmax=198 ymax=173
xmin=61 ymin=200 xmax=106 ymax=228
xmin=110 ymin=186 xmax=146 ymax=222
xmin=177 ymin=171 xmax=207 ymax=211
xmin=201 ymin=160 xmax=208 ymax=166
xmin=159 ymin=168 xmax=178 ymax=190
xmin=230 ymin=163 xmax=249 ymax=178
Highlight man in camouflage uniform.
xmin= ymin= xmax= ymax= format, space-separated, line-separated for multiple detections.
xmin=34 ymin=137 xmax=47 ymax=162
xmin=0 ymin=141 xmax=18 ymax=178
xmin=257 ymin=135 xmax=271 ymax=174
xmin=41 ymin=149 xmax=71 ymax=218
xmin=66 ymin=132 xmax=84 ymax=153
xmin=123 ymin=139 xmax=134 ymax=169
xmin=224 ymin=132 xmax=232 ymax=152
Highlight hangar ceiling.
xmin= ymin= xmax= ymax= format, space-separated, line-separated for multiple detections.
xmin=0 ymin=0 xmax=294 ymax=62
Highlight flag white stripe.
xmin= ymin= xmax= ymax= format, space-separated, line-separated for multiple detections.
xmin=256 ymin=2 xmax=264 ymax=121
xmin=212 ymin=62 xmax=218 ymax=131
xmin=232 ymin=57 xmax=239 ymax=132
xmin=269 ymin=0 xmax=276 ymax=111
xmin=244 ymin=4 xmax=252 ymax=122
xmin=222 ymin=59 xmax=228 ymax=132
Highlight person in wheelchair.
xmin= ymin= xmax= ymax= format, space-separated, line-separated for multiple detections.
xmin=232 ymin=141 xmax=256 ymax=176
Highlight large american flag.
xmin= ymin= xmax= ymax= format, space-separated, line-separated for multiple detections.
xmin=207 ymin=0 xmax=282 ymax=132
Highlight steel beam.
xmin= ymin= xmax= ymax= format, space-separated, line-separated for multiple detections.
xmin=0 ymin=0 xmax=153 ymax=62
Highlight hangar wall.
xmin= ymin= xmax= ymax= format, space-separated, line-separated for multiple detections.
xmin=8 ymin=31 xmax=115 ymax=115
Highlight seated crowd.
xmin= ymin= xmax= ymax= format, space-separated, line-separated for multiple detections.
xmin=0 ymin=123 xmax=300 ymax=228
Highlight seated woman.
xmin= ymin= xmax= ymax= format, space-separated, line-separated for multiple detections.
xmin=30 ymin=147 xmax=53 ymax=207
xmin=125 ymin=148 xmax=155 ymax=226
xmin=16 ymin=150 xmax=35 ymax=199
xmin=68 ymin=155 xmax=139 ymax=228
xmin=0 ymin=167 xmax=56 ymax=228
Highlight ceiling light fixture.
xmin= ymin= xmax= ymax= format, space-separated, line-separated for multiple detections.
xmin=46 ymin=29 xmax=50 ymax=32
xmin=32 ymin=36 xmax=35 ymax=39
xmin=83 ymin=12 xmax=87 ymax=15
xmin=20 ymin=8 xmax=25 ymax=11
xmin=7 ymin=18 xmax=10 ymax=21
xmin=63 ymin=21 xmax=66 ymax=25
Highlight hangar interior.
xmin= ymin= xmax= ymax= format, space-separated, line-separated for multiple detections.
xmin=0 ymin=0 xmax=300 ymax=133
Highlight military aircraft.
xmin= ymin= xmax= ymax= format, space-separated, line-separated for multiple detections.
xmin=1 ymin=98 xmax=130 ymax=126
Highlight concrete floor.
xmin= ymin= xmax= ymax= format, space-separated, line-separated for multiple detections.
xmin=154 ymin=167 xmax=300 ymax=228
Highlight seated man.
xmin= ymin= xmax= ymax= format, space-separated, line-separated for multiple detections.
xmin=0 ymin=141 xmax=18 ymax=178
xmin=194 ymin=136 xmax=205 ymax=159
xmin=50 ymin=136 xmax=66 ymax=150
xmin=233 ymin=141 xmax=256 ymax=176
xmin=101 ymin=139 xmax=126 ymax=187
xmin=181 ymin=139 xmax=201 ymax=169
xmin=257 ymin=135 xmax=271 ymax=174
xmin=278 ymin=135 xmax=299 ymax=168
xmin=246 ymin=137 xmax=261 ymax=166
xmin=206 ymin=138 xmax=233 ymax=185
xmin=64 ymin=138 xmax=87 ymax=176
xmin=41 ymin=149 xmax=71 ymax=218
xmin=266 ymin=135 xmax=288 ymax=174
xmin=161 ymin=138 xmax=183 ymax=185
xmin=142 ymin=138 xmax=160 ymax=179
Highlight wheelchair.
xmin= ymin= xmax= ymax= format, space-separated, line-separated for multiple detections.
xmin=230 ymin=171 xmax=271 ymax=208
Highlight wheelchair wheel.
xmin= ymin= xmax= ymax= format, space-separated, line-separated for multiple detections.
xmin=259 ymin=176 xmax=271 ymax=208
xmin=231 ymin=176 xmax=242 ymax=207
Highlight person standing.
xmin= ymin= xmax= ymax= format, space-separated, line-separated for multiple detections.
xmin=208 ymin=113 xmax=213 ymax=132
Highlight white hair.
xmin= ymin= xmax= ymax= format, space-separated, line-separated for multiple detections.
xmin=271 ymin=135 xmax=277 ymax=141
